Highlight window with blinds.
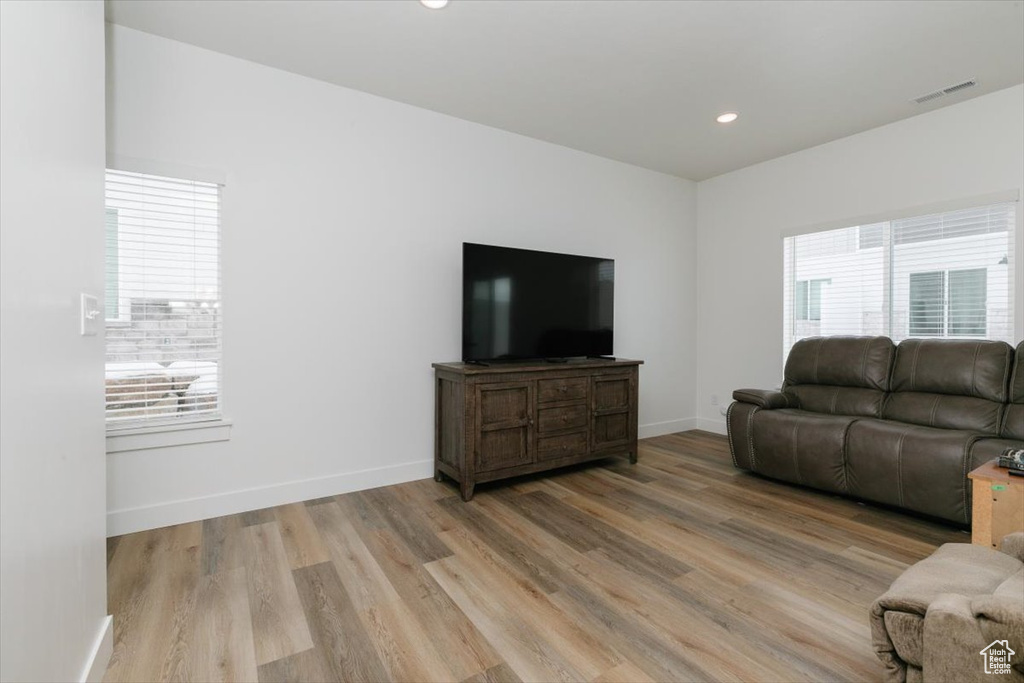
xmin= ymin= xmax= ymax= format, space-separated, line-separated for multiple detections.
xmin=104 ymin=169 xmax=222 ymax=428
xmin=783 ymin=201 xmax=1016 ymax=360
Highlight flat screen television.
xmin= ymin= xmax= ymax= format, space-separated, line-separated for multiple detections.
xmin=462 ymin=243 xmax=614 ymax=362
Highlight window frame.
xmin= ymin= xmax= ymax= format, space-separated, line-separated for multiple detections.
xmin=103 ymin=160 xmax=230 ymax=451
xmin=795 ymin=278 xmax=831 ymax=322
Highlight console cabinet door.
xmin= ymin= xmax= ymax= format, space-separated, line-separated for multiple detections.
xmin=475 ymin=382 xmax=534 ymax=472
xmin=591 ymin=373 xmax=633 ymax=451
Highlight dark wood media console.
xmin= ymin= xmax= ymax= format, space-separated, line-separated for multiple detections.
xmin=433 ymin=358 xmax=643 ymax=500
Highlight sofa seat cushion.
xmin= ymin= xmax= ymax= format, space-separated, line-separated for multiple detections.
xmin=847 ymin=419 xmax=984 ymax=523
xmin=750 ymin=409 xmax=854 ymax=493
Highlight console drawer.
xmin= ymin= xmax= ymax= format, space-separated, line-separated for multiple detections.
xmin=537 ymin=432 xmax=588 ymax=460
xmin=538 ymin=377 xmax=588 ymax=403
xmin=538 ymin=404 xmax=588 ymax=433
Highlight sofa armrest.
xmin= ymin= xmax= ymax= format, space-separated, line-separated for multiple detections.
xmin=732 ymin=388 xmax=792 ymax=409
xmin=1000 ymin=532 xmax=1024 ymax=562
xmin=870 ymin=598 xmax=913 ymax=683
xmin=923 ymin=593 xmax=992 ymax=682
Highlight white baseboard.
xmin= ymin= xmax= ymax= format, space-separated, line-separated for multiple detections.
xmin=697 ymin=417 xmax=728 ymax=435
xmin=107 ymin=459 xmax=433 ymax=536
xmin=639 ymin=418 xmax=698 ymax=439
xmin=81 ymin=615 xmax=113 ymax=683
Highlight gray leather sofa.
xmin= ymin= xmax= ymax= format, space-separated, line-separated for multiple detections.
xmin=728 ymin=337 xmax=1024 ymax=524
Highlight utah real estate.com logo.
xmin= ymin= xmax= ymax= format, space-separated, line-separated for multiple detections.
xmin=980 ymin=640 xmax=1016 ymax=675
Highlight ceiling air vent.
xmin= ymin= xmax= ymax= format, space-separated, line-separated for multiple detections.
xmin=911 ymin=78 xmax=977 ymax=105
xmin=943 ymin=79 xmax=977 ymax=94
xmin=912 ymin=89 xmax=946 ymax=104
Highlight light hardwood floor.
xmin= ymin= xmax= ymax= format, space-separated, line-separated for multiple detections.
xmin=104 ymin=431 xmax=964 ymax=682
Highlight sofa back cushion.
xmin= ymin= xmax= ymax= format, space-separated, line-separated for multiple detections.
xmin=1004 ymin=341 xmax=1024 ymax=440
xmin=783 ymin=336 xmax=894 ymax=417
xmin=883 ymin=339 xmax=1013 ymax=434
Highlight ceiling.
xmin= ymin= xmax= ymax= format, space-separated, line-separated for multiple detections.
xmin=105 ymin=0 xmax=1024 ymax=181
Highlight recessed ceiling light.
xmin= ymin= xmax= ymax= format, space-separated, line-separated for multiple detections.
xmin=420 ymin=0 xmax=449 ymax=8
xmin=716 ymin=112 xmax=739 ymax=124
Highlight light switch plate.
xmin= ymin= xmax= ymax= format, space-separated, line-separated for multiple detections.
xmin=80 ymin=293 xmax=100 ymax=336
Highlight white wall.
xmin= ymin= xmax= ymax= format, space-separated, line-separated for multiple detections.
xmin=0 ymin=2 xmax=111 ymax=681
xmin=106 ymin=25 xmax=698 ymax=535
xmin=696 ymin=85 xmax=1024 ymax=433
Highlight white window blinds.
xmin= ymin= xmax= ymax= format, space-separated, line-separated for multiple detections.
xmin=783 ymin=201 xmax=1016 ymax=360
xmin=104 ymin=169 xmax=222 ymax=428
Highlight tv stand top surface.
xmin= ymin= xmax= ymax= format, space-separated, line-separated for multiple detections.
xmin=433 ymin=357 xmax=643 ymax=375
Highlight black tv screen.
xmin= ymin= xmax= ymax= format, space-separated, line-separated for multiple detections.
xmin=462 ymin=243 xmax=614 ymax=362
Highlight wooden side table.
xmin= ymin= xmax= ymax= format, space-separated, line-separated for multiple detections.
xmin=968 ymin=459 xmax=1024 ymax=549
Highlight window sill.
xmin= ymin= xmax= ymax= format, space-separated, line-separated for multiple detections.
xmin=106 ymin=419 xmax=232 ymax=454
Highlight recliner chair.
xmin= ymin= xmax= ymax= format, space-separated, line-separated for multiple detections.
xmin=871 ymin=532 xmax=1024 ymax=682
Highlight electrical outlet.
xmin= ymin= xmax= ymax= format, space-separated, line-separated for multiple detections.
xmin=710 ymin=394 xmax=719 ymax=406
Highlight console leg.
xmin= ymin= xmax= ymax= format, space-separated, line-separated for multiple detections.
xmin=460 ymin=481 xmax=475 ymax=502
xmin=434 ymin=469 xmax=444 ymax=483
xmin=629 ymin=450 xmax=638 ymax=464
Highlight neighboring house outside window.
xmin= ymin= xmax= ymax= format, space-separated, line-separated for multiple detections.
xmin=104 ymin=169 xmax=222 ymax=429
xmin=909 ymin=268 xmax=987 ymax=337
xmin=783 ymin=201 xmax=1016 ymax=362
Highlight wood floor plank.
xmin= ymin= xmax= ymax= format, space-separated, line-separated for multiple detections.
xmin=242 ymin=522 xmax=314 ymax=665
xmin=256 ymin=649 xmax=332 ymax=683
xmin=273 ymin=503 xmax=330 ymax=570
xmin=500 ymin=489 xmax=694 ymax=582
xmin=440 ymin=495 xmax=737 ymax=681
xmin=200 ymin=514 xmax=246 ymax=576
xmin=678 ymin=568 xmax=877 ymax=681
xmin=435 ymin=524 xmax=621 ymax=681
xmin=544 ymin=566 xmax=724 ymax=682
xmin=292 ymin=561 xmax=389 ymax=682
xmin=359 ymin=486 xmax=454 ymax=562
xmin=241 ymin=508 xmax=276 ymax=527
xmin=307 ymin=501 xmax=452 ymax=682
xmin=593 ymin=661 xmax=656 ymax=683
xmin=189 ymin=567 xmax=258 ymax=683
xmin=426 ymin=556 xmax=588 ymax=683
xmin=105 ymin=430 xmax=965 ymax=683
xmin=461 ymin=662 xmax=523 ymax=683
xmin=106 ymin=535 xmax=121 ymax=568
xmin=437 ymin=495 xmax=570 ymax=594
xmin=352 ymin=524 xmax=503 ymax=680
xmin=105 ymin=524 xmax=202 ymax=683
xmin=303 ymin=496 xmax=338 ymax=507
